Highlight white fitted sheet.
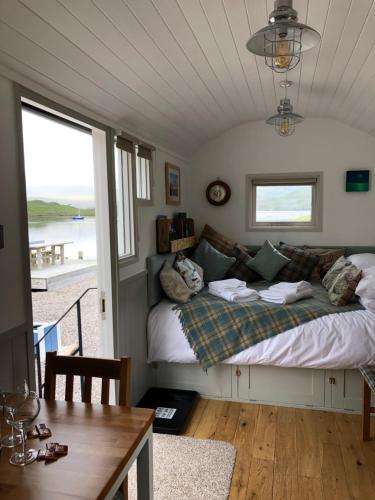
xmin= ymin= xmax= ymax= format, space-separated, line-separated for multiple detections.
xmin=147 ymin=299 xmax=375 ymax=368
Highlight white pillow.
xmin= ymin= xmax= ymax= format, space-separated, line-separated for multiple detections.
xmin=360 ymin=296 xmax=375 ymax=314
xmin=355 ymin=266 xmax=375 ymax=300
xmin=348 ymin=253 xmax=375 ymax=270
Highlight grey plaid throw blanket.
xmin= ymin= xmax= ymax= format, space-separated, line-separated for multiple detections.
xmin=174 ymin=283 xmax=363 ymax=370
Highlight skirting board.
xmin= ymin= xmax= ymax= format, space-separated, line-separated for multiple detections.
xmin=151 ymin=363 xmax=374 ymax=414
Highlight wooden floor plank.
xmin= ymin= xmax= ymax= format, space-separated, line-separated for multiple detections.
xmin=246 ymin=458 xmax=274 ymax=499
xmin=193 ymin=399 xmax=226 ymax=439
xmin=183 ymin=400 xmax=375 ymax=499
xmin=273 ymin=472 xmax=299 ymax=500
xmin=321 ymin=442 xmax=351 ymax=500
xmin=253 ymin=405 xmax=277 ymax=461
xmin=229 ymin=403 xmax=259 ymax=500
xmin=183 ymin=398 xmax=207 ymax=437
xmin=296 ymin=409 xmax=322 ymax=479
xmin=274 ymin=406 xmax=297 ymax=476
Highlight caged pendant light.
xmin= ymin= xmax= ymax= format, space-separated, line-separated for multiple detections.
xmin=266 ymin=97 xmax=303 ymax=137
xmin=246 ymin=0 xmax=321 ymax=73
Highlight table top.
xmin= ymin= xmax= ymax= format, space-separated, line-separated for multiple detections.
xmin=29 ymin=242 xmax=73 ymax=250
xmin=0 ymin=400 xmax=154 ymax=500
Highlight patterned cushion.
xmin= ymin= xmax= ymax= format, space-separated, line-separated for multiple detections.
xmin=175 ymin=255 xmax=204 ymax=294
xmin=226 ymin=245 xmax=260 ymax=282
xmin=199 ymin=224 xmax=237 ymax=256
xmin=327 ymin=264 xmax=362 ymax=306
xmin=303 ymin=246 xmax=345 ymax=280
xmin=322 ymin=256 xmax=351 ymax=290
xmin=360 ymin=366 xmax=375 ymax=393
xmin=159 ymin=261 xmax=192 ymax=303
xmin=277 ymin=243 xmax=318 ymax=282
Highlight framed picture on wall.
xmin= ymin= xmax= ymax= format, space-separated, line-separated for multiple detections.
xmin=165 ymin=162 xmax=181 ymax=205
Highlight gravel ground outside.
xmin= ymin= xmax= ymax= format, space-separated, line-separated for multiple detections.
xmin=32 ymin=273 xmax=101 ymax=402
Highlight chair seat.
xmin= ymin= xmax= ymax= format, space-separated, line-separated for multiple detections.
xmin=359 ymin=366 xmax=375 ymax=393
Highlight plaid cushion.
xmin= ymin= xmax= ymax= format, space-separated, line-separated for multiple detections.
xmin=277 ymin=243 xmax=318 ymax=282
xmin=226 ymin=245 xmax=259 ymax=282
xmin=199 ymin=224 xmax=237 ymax=256
xmin=327 ymin=265 xmax=362 ymax=306
xmin=360 ymin=366 xmax=375 ymax=393
xmin=304 ymin=247 xmax=345 ymax=280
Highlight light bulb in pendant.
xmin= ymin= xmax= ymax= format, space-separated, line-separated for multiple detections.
xmin=274 ymin=37 xmax=292 ymax=70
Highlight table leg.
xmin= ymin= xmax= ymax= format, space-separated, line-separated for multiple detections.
xmin=51 ymin=245 xmax=56 ymax=265
xmin=36 ymin=249 xmax=43 ymax=269
xmin=137 ymin=429 xmax=153 ymax=500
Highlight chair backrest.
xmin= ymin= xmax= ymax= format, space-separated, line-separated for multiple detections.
xmin=44 ymin=352 xmax=131 ymax=406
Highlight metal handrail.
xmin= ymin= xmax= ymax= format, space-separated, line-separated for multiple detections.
xmin=34 ymin=287 xmax=97 ymax=397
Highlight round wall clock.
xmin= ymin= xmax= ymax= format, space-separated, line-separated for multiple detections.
xmin=206 ymin=180 xmax=231 ymax=206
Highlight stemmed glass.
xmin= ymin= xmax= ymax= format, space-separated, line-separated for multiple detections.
xmin=1 ymin=381 xmax=29 ymax=448
xmin=4 ymin=390 xmax=41 ymax=466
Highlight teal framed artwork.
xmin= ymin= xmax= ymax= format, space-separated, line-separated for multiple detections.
xmin=346 ymin=170 xmax=370 ymax=192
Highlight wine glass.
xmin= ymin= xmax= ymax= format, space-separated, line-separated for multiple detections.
xmin=1 ymin=380 xmax=29 ymax=448
xmin=4 ymin=391 xmax=40 ymax=466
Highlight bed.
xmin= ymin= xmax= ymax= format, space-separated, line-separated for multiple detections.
xmin=146 ymin=247 xmax=375 ymax=412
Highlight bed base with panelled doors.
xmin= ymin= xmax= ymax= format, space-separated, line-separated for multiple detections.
xmin=151 ymin=363 xmax=375 ymax=413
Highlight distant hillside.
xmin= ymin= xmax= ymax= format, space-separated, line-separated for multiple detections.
xmin=27 ymin=199 xmax=95 ymax=217
xmin=257 ymin=186 xmax=311 ymax=211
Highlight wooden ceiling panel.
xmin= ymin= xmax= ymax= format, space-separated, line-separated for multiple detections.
xmin=0 ymin=0 xmax=375 ymax=155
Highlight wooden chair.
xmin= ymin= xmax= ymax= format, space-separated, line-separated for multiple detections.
xmin=44 ymin=352 xmax=132 ymax=498
xmin=359 ymin=366 xmax=375 ymax=441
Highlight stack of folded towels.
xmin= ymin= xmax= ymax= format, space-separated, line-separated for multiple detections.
xmin=208 ymin=278 xmax=259 ymax=303
xmin=259 ymin=281 xmax=313 ymax=304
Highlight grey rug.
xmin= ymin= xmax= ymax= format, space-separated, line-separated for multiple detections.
xmin=128 ymin=433 xmax=236 ymax=500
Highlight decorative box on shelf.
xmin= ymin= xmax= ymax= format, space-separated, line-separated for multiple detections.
xmin=156 ymin=217 xmax=195 ymax=254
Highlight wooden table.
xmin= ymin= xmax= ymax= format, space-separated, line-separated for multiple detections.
xmin=0 ymin=400 xmax=155 ymax=499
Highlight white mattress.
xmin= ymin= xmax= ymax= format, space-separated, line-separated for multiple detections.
xmin=147 ymin=299 xmax=375 ymax=369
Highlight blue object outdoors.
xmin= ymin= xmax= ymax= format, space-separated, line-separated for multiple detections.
xmin=33 ymin=322 xmax=61 ymax=360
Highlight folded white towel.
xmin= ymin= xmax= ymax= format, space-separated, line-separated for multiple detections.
xmin=209 ymin=287 xmax=259 ymax=303
xmin=209 ymin=278 xmax=247 ymax=292
xmin=269 ymin=281 xmax=312 ymax=293
xmin=259 ymin=288 xmax=313 ymax=305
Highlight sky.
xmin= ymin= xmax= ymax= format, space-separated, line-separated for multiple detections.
xmin=22 ymin=109 xmax=95 ymax=208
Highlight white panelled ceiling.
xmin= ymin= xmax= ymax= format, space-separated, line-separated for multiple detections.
xmin=1 ymin=0 xmax=375 ymax=156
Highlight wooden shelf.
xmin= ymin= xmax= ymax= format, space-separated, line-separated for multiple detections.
xmin=170 ymin=236 xmax=196 ymax=253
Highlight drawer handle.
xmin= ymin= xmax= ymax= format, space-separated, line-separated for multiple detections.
xmin=329 ymin=377 xmax=336 ymax=385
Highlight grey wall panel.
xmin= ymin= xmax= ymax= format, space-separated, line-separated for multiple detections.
xmin=0 ymin=324 xmax=32 ymax=391
xmin=118 ymin=271 xmax=151 ymax=405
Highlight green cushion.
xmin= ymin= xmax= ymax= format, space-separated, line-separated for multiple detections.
xmin=193 ymin=239 xmax=235 ymax=282
xmin=248 ymin=240 xmax=290 ymax=282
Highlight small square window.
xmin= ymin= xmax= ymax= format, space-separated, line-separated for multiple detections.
xmin=247 ymin=173 xmax=323 ymax=231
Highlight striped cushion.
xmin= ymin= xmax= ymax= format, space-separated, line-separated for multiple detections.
xmin=277 ymin=243 xmax=318 ymax=282
xmin=360 ymin=366 xmax=375 ymax=393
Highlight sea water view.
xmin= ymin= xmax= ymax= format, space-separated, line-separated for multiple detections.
xmin=28 ymin=217 xmax=97 ymax=261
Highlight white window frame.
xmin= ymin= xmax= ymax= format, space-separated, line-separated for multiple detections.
xmin=135 ymin=146 xmax=154 ymax=206
xmin=114 ymin=145 xmax=138 ymax=266
xmin=246 ymin=172 xmax=323 ymax=232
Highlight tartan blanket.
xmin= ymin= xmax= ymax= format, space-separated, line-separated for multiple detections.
xmin=174 ymin=283 xmax=363 ymax=370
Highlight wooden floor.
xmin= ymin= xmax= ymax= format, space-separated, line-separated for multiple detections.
xmin=182 ymin=399 xmax=375 ymax=499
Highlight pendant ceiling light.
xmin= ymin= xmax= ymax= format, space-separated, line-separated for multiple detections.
xmin=246 ymin=0 xmax=321 ymax=73
xmin=266 ymin=98 xmax=303 ymax=137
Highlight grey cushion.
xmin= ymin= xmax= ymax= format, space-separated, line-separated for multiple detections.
xmin=193 ymin=239 xmax=236 ymax=282
xmin=248 ymin=240 xmax=290 ymax=282
xmin=159 ymin=261 xmax=192 ymax=303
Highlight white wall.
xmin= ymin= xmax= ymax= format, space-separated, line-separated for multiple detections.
xmin=189 ymin=118 xmax=375 ymax=247
xmin=120 ymin=149 xmax=189 ymax=281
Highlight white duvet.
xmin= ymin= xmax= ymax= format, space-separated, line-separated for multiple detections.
xmin=147 ymin=299 xmax=375 ymax=368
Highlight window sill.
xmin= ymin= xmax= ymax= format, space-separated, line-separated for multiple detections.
xmin=118 ymin=255 xmax=139 ymax=267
